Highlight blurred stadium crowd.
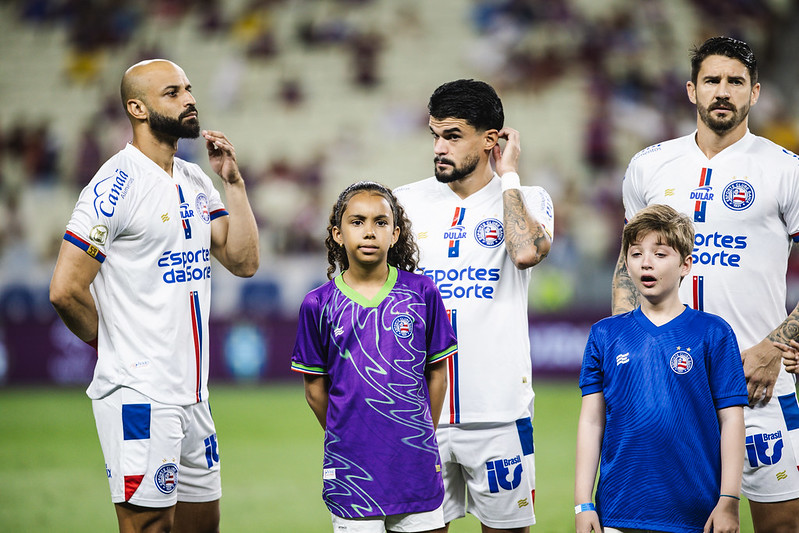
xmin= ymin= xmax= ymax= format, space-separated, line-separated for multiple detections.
xmin=1 ymin=0 xmax=798 ymax=328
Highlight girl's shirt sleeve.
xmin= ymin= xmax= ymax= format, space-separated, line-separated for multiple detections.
xmin=291 ymin=291 xmax=328 ymax=375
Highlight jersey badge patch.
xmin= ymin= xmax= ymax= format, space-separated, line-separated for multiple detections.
xmin=154 ymin=463 xmax=178 ymax=494
xmin=89 ymin=225 xmax=108 ymax=245
xmin=474 ymin=218 xmax=504 ymax=248
xmin=195 ymin=193 xmax=211 ymax=224
xmin=722 ymin=180 xmax=755 ymax=211
xmin=669 ymin=347 xmax=693 ymax=375
xmin=391 ymin=314 xmax=414 ymax=338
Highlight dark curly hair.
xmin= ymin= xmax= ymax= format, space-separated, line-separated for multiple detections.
xmin=325 ymin=181 xmax=419 ymax=279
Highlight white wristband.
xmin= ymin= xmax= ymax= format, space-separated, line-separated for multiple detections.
xmin=500 ymin=172 xmax=521 ymax=191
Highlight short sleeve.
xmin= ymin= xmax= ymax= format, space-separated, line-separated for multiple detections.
xmin=522 ymin=186 xmax=555 ymax=240
xmin=579 ymin=325 xmax=604 ymax=396
xmin=777 ymin=155 xmax=799 ymax=241
xmin=65 ymin=164 xmax=134 ymax=263
xmin=290 ymin=292 xmax=328 ymax=375
xmin=706 ymin=319 xmax=748 ymax=409
xmin=187 ymin=162 xmax=228 ymax=221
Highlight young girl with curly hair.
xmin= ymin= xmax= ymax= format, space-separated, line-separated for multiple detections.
xmin=291 ymin=181 xmax=457 ymax=532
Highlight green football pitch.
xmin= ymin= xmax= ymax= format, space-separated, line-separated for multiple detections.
xmin=0 ymin=381 xmax=754 ymax=532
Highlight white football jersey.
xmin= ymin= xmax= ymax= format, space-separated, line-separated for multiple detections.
xmin=395 ymin=175 xmax=554 ymax=424
xmin=65 ymin=144 xmax=227 ymax=405
xmin=623 ymin=130 xmax=799 ymax=398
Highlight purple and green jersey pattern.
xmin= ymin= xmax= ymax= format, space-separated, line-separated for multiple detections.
xmin=291 ymin=266 xmax=457 ymax=517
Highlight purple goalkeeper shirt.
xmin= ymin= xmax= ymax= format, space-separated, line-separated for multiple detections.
xmin=291 ymin=266 xmax=457 ymax=518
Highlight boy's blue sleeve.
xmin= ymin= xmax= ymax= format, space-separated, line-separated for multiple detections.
xmin=579 ymin=324 xmax=604 ymax=396
xmin=708 ymin=319 xmax=748 ymax=409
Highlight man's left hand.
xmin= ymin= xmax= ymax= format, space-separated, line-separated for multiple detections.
xmin=492 ymin=127 xmax=521 ymax=177
xmin=203 ymin=130 xmax=241 ymax=185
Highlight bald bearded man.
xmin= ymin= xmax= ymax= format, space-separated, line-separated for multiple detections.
xmin=50 ymin=59 xmax=260 ymax=532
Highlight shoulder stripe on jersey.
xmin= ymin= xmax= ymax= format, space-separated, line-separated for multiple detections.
xmin=64 ymin=231 xmax=106 ymax=263
xmin=210 ymin=209 xmax=228 ymax=221
xmin=290 ymin=362 xmax=327 ymax=375
xmin=792 ymin=232 xmax=799 ymax=243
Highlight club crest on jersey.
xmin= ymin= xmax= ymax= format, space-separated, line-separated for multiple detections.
xmin=154 ymin=463 xmax=178 ymax=494
xmin=669 ymin=348 xmax=693 ymax=375
xmin=391 ymin=314 xmax=414 ymax=338
xmin=722 ymin=180 xmax=755 ymax=211
xmin=474 ymin=218 xmax=504 ymax=248
xmin=195 ymin=193 xmax=211 ymax=224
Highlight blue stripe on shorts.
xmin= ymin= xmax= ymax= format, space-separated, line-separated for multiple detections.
xmin=122 ymin=404 xmax=151 ymax=440
xmin=516 ymin=417 xmax=534 ymax=456
xmin=779 ymin=393 xmax=799 ymax=432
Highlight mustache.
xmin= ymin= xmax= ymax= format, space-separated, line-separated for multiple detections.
xmin=709 ymin=99 xmax=736 ymax=112
xmin=434 ymin=156 xmax=454 ymax=166
xmin=179 ymin=105 xmax=198 ymax=120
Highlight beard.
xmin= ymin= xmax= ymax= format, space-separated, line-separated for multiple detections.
xmin=697 ymin=98 xmax=749 ymax=135
xmin=434 ymin=152 xmax=480 ymax=183
xmin=149 ymin=106 xmax=201 ymax=139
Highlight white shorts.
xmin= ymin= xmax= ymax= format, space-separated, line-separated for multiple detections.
xmin=92 ymin=386 xmax=222 ymax=508
xmin=437 ymin=418 xmax=535 ymax=528
xmin=742 ymin=390 xmax=799 ymax=502
xmin=330 ymin=505 xmax=444 ymax=532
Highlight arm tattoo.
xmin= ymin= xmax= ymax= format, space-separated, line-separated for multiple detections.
xmin=503 ymin=189 xmax=548 ymax=264
xmin=768 ymin=304 xmax=799 ymax=344
xmin=611 ymin=252 xmax=638 ymax=315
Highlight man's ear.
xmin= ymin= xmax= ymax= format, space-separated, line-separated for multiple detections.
xmin=686 ymin=81 xmax=697 ymax=105
xmin=750 ymin=82 xmax=761 ymax=106
xmin=126 ymin=99 xmax=148 ymax=120
xmin=484 ymin=129 xmax=499 ymax=151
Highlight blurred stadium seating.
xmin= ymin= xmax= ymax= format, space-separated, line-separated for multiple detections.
xmin=1 ymin=0 xmax=796 ymax=384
